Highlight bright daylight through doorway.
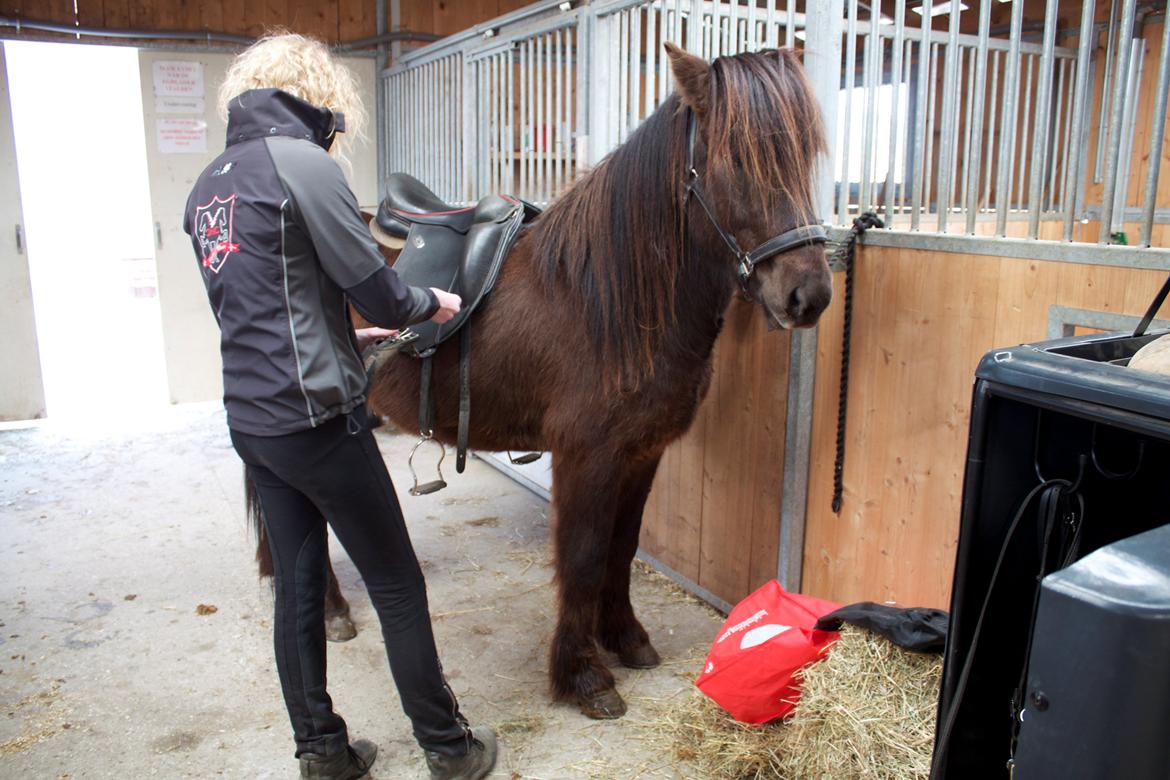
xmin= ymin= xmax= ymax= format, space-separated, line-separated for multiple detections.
xmin=5 ymin=40 xmax=168 ymax=423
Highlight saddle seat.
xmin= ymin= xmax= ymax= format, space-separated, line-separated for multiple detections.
xmin=376 ymin=173 xmax=538 ymax=357
xmin=375 ymin=172 xmax=542 ymax=239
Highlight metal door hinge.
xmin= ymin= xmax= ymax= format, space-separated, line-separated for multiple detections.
xmin=15 ymin=223 xmax=23 ymax=254
xmin=154 ymin=221 xmax=163 ymax=249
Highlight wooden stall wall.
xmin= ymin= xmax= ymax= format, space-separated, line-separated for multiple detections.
xmin=639 ymin=299 xmax=793 ymax=609
xmin=801 ymin=244 xmax=1170 ymax=609
xmin=2 ymin=0 xmax=376 ymax=42
xmin=1 ymin=0 xmax=527 ymax=47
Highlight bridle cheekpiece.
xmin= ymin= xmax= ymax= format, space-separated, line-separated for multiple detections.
xmin=682 ymin=109 xmax=827 ymax=301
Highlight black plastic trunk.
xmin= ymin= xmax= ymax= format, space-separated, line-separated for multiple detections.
xmin=931 ymin=329 xmax=1170 ymax=779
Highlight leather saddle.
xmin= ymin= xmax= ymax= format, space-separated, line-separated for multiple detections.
xmin=375 ymin=173 xmax=539 ymax=357
xmin=365 ymin=173 xmax=540 ymax=486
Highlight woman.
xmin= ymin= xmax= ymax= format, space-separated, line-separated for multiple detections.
xmin=183 ymin=33 xmax=497 ymax=780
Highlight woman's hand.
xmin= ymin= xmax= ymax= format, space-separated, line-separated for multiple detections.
xmin=429 ymin=288 xmax=462 ymax=324
xmin=354 ymin=327 xmax=397 ymax=352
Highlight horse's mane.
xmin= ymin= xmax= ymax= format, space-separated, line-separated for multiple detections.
xmin=528 ymin=48 xmax=826 ymax=384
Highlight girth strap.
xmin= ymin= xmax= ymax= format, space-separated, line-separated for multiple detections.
xmin=456 ymin=326 xmax=471 ymax=473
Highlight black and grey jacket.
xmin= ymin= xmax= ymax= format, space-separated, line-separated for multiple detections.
xmin=184 ymin=88 xmax=437 ymax=435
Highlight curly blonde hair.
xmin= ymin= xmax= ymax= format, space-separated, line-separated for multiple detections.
xmin=218 ymin=31 xmax=367 ymax=166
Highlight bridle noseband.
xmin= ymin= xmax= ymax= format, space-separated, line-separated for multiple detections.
xmin=682 ymin=109 xmax=827 ymax=301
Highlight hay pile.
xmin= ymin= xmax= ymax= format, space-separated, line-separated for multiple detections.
xmin=655 ymin=626 xmax=942 ymax=780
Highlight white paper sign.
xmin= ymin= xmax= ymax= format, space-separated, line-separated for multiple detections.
xmin=155 ymin=96 xmax=205 ymax=114
xmin=157 ymin=118 xmax=208 ymax=154
xmin=153 ymin=60 xmax=204 ymax=97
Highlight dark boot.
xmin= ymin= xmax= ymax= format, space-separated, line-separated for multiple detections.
xmin=425 ymin=727 xmax=498 ymax=780
xmin=299 ymin=738 xmax=377 ymax=780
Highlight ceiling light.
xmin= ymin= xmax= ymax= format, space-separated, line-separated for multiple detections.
xmin=912 ymin=2 xmax=969 ymax=16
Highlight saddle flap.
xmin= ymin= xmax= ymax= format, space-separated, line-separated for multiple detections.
xmin=390 ymin=195 xmax=526 ymax=356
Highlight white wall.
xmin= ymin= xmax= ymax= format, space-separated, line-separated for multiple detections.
xmin=138 ymin=51 xmax=380 ymax=405
xmin=0 ymin=45 xmax=46 ymax=421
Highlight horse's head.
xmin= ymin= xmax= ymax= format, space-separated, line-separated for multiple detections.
xmin=665 ymin=43 xmax=832 ymax=330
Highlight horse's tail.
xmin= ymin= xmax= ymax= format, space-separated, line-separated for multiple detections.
xmin=244 ymin=466 xmax=275 ymax=579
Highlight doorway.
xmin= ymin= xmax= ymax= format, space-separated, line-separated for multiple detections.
xmin=4 ymin=40 xmax=168 ymax=422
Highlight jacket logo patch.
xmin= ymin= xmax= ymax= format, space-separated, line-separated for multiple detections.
xmin=195 ymin=194 xmax=241 ymax=273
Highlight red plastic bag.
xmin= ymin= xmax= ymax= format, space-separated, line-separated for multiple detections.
xmin=696 ymin=580 xmax=840 ymax=723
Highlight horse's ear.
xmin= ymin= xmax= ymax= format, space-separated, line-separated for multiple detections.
xmin=664 ymin=42 xmax=710 ymax=115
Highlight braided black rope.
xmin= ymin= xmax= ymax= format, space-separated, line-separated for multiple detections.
xmin=831 ymin=212 xmax=884 ymax=515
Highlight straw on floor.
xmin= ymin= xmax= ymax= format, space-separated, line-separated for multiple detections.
xmin=653 ymin=625 xmax=943 ymax=780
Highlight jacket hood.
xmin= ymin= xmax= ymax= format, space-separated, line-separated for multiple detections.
xmin=225 ymin=88 xmax=344 ymax=151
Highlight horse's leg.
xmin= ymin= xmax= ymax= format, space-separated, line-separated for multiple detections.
xmin=323 ymin=548 xmax=357 ymax=643
xmin=598 ymin=454 xmax=663 ymax=669
xmin=550 ymin=452 xmax=626 ymax=719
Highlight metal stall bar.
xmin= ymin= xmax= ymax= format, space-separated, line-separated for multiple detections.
xmin=766 ymin=0 xmax=778 ymax=48
xmin=507 ymin=48 xmax=516 ymax=195
xmin=657 ymin=1 xmax=671 ymax=103
xmin=838 ymin=0 xmax=860 ymax=223
xmin=995 ymin=0 xmax=1024 ymax=235
xmin=1045 ymin=57 xmax=1067 ymax=215
xmin=543 ymin=31 xmax=552 ymax=203
xmin=1095 ymin=0 xmax=1121 ymax=184
xmin=898 ymin=38 xmax=913 ymax=216
xmin=576 ymin=13 xmax=591 ymax=174
xmin=923 ymin=42 xmax=939 ymax=224
xmin=785 ymin=0 xmax=795 ymax=48
xmin=1026 ymin=0 xmax=1060 ymax=239
xmin=1139 ymin=2 xmax=1170 ymax=247
xmin=780 ymin=0 xmax=846 ymax=595
xmin=501 ymin=51 xmax=509 ymax=194
xmin=554 ymin=30 xmax=563 ymax=198
xmin=521 ymin=40 xmax=530 ymax=198
xmin=909 ymin=0 xmax=931 ymax=230
xmin=689 ymin=0 xmax=703 ymax=54
xmin=1112 ymin=36 xmax=1145 ymax=236
xmin=1100 ymin=0 xmax=1138 ymax=244
xmin=646 ymin=5 xmax=658 ymax=114
xmin=964 ymin=0 xmax=992 ymax=234
xmin=1058 ymin=54 xmax=1077 ymax=213
xmin=630 ymin=8 xmax=641 ymax=129
xmin=882 ymin=0 xmax=906 ymax=226
xmin=462 ymin=54 xmax=473 ymax=203
xmin=981 ymin=49 xmax=1001 ymax=220
xmin=746 ymin=0 xmax=757 ymax=50
xmin=936 ymin=0 xmax=962 ymax=232
xmin=1015 ymin=55 xmax=1034 ymax=216
xmin=959 ymin=47 xmax=974 ymax=219
xmin=618 ymin=11 xmax=629 ymax=143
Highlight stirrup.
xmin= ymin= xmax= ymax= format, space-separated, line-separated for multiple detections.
xmin=408 ymin=434 xmax=448 ymax=495
xmin=507 ymin=451 xmax=541 ymax=465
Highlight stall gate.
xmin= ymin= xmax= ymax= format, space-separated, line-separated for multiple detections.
xmin=380 ymin=0 xmax=1170 ymax=610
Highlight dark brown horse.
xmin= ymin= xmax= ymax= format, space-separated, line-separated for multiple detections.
xmin=255 ymin=43 xmax=831 ymax=718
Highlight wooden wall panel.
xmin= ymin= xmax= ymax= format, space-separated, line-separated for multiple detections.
xmin=640 ymin=299 xmax=791 ymax=608
xmin=801 ymin=245 xmax=1170 ymax=609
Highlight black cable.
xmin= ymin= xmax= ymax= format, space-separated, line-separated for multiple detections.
xmin=831 ymin=212 xmax=883 ymax=515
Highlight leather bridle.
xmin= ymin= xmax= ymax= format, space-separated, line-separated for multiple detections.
xmin=683 ymin=109 xmax=827 ymax=301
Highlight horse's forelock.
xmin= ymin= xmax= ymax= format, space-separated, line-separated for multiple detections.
xmin=707 ymin=49 xmax=826 ymax=222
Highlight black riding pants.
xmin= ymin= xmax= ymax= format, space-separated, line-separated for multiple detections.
xmin=230 ymin=409 xmax=470 ymax=759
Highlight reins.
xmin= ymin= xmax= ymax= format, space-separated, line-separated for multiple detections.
xmin=682 ymin=109 xmax=828 ymax=301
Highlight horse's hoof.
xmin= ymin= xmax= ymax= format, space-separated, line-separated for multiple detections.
xmin=325 ymin=613 xmax=357 ymax=643
xmin=578 ymin=688 xmax=627 ymax=720
xmin=619 ymin=643 xmax=661 ymax=670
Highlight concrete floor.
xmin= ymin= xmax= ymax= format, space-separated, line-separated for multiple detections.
xmin=0 ymin=405 xmax=723 ymax=779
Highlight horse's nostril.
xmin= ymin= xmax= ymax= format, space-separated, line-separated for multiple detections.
xmin=788 ymin=287 xmax=805 ymax=317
